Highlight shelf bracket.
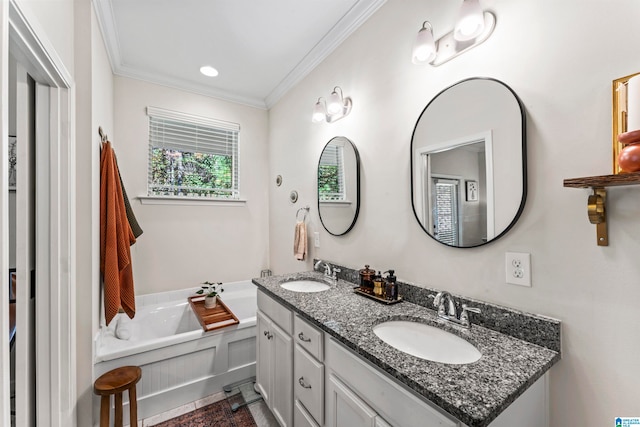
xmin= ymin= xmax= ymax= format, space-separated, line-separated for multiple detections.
xmin=587 ymin=188 xmax=608 ymax=246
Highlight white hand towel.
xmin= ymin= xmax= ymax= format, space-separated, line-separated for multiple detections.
xmin=294 ymin=221 xmax=307 ymax=261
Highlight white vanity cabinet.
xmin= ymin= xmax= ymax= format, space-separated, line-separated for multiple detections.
xmin=257 ymin=290 xmax=549 ymax=427
xmin=256 ymin=291 xmax=293 ymax=427
xmin=325 ymin=336 xmax=457 ymax=427
xmin=293 ymin=314 xmax=325 ymax=426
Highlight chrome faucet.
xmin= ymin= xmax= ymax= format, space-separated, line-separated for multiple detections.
xmin=431 ymin=291 xmax=481 ymax=329
xmin=314 ymin=260 xmax=332 ymax=277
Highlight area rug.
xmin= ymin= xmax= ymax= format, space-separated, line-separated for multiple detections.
xmin=153 ymin=393 xmax=257 ymax=427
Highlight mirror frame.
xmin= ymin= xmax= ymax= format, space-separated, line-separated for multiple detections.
xmin=410 ymin=77 xmax=528 ymax=248
xmin=317 ymin=136 xmax=361 ymax=236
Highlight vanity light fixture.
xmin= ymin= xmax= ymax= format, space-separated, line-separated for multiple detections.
xmin=412 ymin=0 xmax=495 ymax=66
xmin=412 ymin=21 xmax=436 ymax=65
xmin=312 ymin=87 xmax=352 ymax=123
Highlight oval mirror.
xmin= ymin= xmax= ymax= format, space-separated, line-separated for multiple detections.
xmin=318 ymin=136 xmax=361 ymax=236
xmin=411 ymin=78 xmax=527 ymax=248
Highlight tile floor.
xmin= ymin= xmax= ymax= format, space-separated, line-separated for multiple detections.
xmin=136 ymin=381 xmax=279 ymax=427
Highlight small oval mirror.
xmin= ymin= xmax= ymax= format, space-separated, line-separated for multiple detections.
xmin=317 ymin=136 xmax=361 ymax=236
xmin=411 ymin=78 xmax=527 ymax=247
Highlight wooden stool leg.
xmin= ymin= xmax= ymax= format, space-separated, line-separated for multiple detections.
xmin=100 ymin=395 xmax=110 ymax=427
xmin=129 ymin=384 xmax=138 ymax=427
xmin=114 ymin=392 xmax=123 ymax=427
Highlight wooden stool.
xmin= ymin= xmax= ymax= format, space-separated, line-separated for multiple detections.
xmin=94 ymin=366 xmax=142 ymax=427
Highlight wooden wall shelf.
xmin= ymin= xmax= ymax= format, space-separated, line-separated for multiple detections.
xmin=563 ymin=171 xmax=640 ymax=188
xmin=564 ymin=171 xmax=640 ymax=246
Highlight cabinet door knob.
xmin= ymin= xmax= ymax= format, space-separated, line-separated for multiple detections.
xmin=298 ymin=377 xmax=312 ymax=389
xmin=298 ymin=332 xmax=311 ymax=343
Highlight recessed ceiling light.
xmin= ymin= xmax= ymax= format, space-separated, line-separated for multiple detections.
xmin=200 ymin=66 xmax=219 ymax=77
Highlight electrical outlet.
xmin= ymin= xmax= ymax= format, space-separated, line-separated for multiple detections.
xmin=313 ymin=232 xmax=320 ymax=248
xmin=505 ymin=252 xmax=531 ymax=287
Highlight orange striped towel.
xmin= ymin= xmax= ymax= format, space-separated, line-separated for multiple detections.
xmin=100 ymin=141 xmax=136 ymax=325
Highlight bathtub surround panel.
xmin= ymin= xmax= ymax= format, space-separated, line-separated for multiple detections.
xmin=313 ymin=260 xmax=561 ymax=352
xmin=253 ymin=272 xmax=560 ymax=426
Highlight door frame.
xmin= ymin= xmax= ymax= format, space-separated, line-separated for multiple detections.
xmin=1 ymin=1 xmax=75 ymax=426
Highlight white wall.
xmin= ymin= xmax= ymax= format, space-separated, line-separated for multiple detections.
xmin=268 ymin=0 xmax=640 ymax=425
xmin=113 ymin=76 xmax=270 ymax=296
xmin=14 ymin=0 xmax=74 ymax=75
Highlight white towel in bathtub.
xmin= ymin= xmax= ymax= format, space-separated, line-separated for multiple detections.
xmin=115 ymin=314 xmax=132 ymax=340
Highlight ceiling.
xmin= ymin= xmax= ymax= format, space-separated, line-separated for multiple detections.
xmin=94 ymin=0 xmax=387 ymax=109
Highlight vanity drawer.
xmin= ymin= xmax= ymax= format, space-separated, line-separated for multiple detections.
xmin=294 ymin=344 xmax=324 ymax=425
xmin=294 ymin=314 xmax=324 ymax=361
xmin=295 ymin=399 xmax=320 ymax=427
xmin=257 ymin=289 xmax=292 ymax=334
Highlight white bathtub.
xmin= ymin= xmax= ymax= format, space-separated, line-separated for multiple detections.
xmin=93 ymin=280 xmax=257 ymax=426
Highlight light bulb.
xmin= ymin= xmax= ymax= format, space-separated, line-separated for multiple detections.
xmin=412 ymin=22 xmax=436 ymax=65
xmin=327 ymin=89 xmax=344 ymax=115
xmin=454 ymin=0 xmax=485 ymax=41
xmin=312 ymin=99 xmax=327 ymax=123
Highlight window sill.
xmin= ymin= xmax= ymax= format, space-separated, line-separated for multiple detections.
xmin=137 ymin=195 xmax=247 ymax=206
xmin=319 ymin=200 xmax=352 ymax=207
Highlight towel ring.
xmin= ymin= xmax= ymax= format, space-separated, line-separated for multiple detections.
xmin=296 ymin=206 xmax=310 ymax=222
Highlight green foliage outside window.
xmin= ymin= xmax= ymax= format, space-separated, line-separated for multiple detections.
xmin=150 ymin=148 xmax=234 ymax=197
xmin=318 ymin=164 xmax=342 ymax=201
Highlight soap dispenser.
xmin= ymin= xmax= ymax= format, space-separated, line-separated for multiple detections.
xmin=384 ymin=270 xmax=398 ymax=301
xmin=373 ymin=271 xmax=384 ymax=298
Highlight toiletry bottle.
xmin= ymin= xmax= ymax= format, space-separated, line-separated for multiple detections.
xmin=373 ymin=271 xmax=384 ymax=298
xmin=359 ymin=265 xmax=375 ymax=293
xmin=384 ymin=270 xmax=398 ymax=301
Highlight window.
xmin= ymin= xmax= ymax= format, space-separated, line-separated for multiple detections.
xmin=318 ymin=143 xmax=345 ymax=201
xmin=147 ymin=107 xmax=240 ymax=199
xmin=432 ymin=178 xmax=459 ymax=246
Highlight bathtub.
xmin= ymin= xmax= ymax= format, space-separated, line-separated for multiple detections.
xmin=93 ymin=280 xmax=257 ymax=425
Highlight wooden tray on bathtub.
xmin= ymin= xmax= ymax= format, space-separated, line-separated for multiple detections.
xmin=188 ymin=296 xmax=240 ymax=332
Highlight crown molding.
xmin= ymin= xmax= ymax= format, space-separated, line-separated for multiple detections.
xmin=93 ymin=0 xmax=387 ymax=110
xmin=264 ymin=0 xmax=387 ymax=108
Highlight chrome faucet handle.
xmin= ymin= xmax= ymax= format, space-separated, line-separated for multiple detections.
xmin=460 ymin=304 xmax=481 ymax=328
xmin=332 ymin=268 xmax=341 ymax=280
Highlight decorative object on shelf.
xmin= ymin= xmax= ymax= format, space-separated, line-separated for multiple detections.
xmin=196 ymin=281 xmax=224 ymax=309
xmin=411 ymin=0 xmax=495 ymax=66
xmin=353 ymin=286 xmax=403 ymax=305
xmin=612 ymin=72 xmax=640 ymax=173
xmin=311 ymin=87 xmax=352 ymax=123
xmin=617 ymin=143 xmax=640 ymax=172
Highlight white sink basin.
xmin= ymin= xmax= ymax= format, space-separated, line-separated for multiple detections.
xmin=373 ymin=320 xmax=481 ymax=364
xmin=280 ymin=280 xmax=331 ymax=293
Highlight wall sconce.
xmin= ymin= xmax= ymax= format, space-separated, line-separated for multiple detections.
xmin=312 ymin=86 xmax=352 ymax=123
xmin=411 ymin=0 xmax=495 ymax=66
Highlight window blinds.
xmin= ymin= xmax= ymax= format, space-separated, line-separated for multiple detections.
xmin=146 ymin=106 xmax=240 ymax=198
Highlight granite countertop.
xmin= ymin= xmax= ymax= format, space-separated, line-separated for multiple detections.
xmin=252 ymin=271 xmax=561 ymax=427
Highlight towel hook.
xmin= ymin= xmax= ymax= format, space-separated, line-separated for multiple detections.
xmin=296 ymin=206 xmax=310 ymax=222
xmin=98 ymin=126 xmax=108 ymax=144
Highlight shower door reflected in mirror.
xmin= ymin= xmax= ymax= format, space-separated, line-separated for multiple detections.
xmin=411 ymin=78 xmax=526 ymax=248
xmin=317 ymin=136 xmax=360 ymax=236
